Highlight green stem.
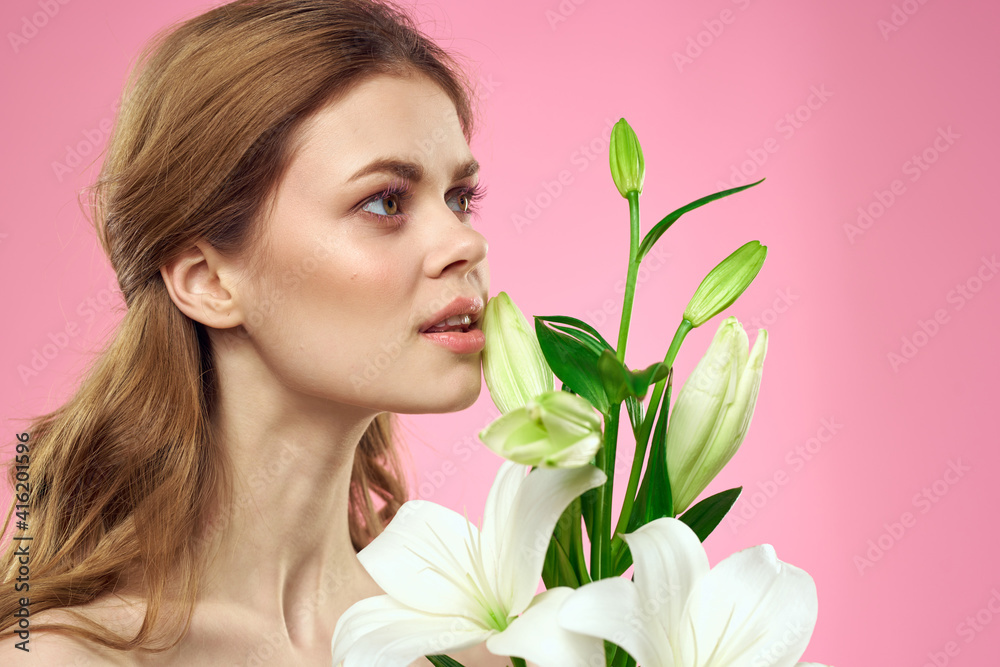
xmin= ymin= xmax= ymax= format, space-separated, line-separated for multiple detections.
xmin=638 ymin=319 xmax=692 ymax=444
xmin=612 ymin=319 xmax=692 ymax=543
xmin=615 ymin=190 xmax=642 ymax=364
xmin=594 ymin=189 xmax=640 ymax=584
xmin=611 ymin=645 xmax=633 ymax=667
xmin=571 ymin=495 xmax=590 ymax=583
xmin=590 ymin=445 xmax=606 ymax=581
xmin=601 ymin=409 xmax=619 ymax=579
xmin=510 ymin=658 xmax=527 ymax=667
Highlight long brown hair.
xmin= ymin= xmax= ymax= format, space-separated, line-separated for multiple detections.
xmin=0 ymin=0 xmax=479 ymax=651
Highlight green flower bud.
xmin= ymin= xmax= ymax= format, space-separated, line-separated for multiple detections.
xmin=481 ymin=291 xmax=554 ymax=414
xmin=665 ymin=317 xmax=768 ymax=513
xmin=684 ymin=240 xmax=767 ymax=327
xmin=478 ymin=390 xmax=603 ymax=468
xmin=609 ymin=118 xmax=645 ymax=198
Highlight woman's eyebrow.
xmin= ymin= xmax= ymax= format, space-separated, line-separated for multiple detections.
xmin=346 ymin=157 xmax=480 ymax=184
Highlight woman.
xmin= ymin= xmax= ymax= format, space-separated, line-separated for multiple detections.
xmin=0 ymin=0 xmax=507 ymax=664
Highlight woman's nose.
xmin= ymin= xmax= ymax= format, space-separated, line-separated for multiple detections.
xmin=424 ymin=205 xmax=488 ymax=279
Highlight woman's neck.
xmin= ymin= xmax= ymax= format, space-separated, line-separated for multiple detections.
xmin=195 ymin=348 xmax=387 ymax=650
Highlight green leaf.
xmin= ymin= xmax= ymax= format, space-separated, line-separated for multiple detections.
xmin=599 ymin=353 xmax=671 ymax=407
xmin=537 ymin=314 xmax=616 ymax=354
xmin=543 ymin=498 xmax=583 ymax=589
xmin=626 ymin=361 xmax=670 ymax=400
xmin=580 ymin=485 xmax=597 ymax=543
xmin=534 ymin=318 xmax=610 ymax=415
xmin=542 ymin=535 xmax=577 ymax=590
xmin=597 ymin=349 xmax=631 ymax=405
xmin=678 ymin=486 xmax=743 ymax=542
xmin=614 ymin=371 xmax=674 ymax=577
xmin=636 ymin=179 xmax=765 ymax=264
xmin=613 ymin=539 xmax=633 ymax=576
xmin=627 ymin=368 xmax=674 ymax=534
xmin=624 ymin=394 xmax=644 ymax=440
xmin=534 ymin=315 xmax=651 ymax=437
xmin=541 ymin=531 xmax=559 ymax=589
xmin=427 ymin=655 xmax=467 ymax=667
xmin=569 ymin=498 xmax=590 ymax=584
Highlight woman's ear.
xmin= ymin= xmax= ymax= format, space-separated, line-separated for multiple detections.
xmin=160 ymin=240 xmax=246 ymax=329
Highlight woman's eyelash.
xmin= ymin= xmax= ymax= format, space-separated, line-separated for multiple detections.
xmin=358 ymin=178 xmax=488 ymax=227
xmin=457 ymin=182 xmax=487 ymax=217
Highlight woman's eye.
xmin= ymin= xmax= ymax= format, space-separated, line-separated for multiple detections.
xmin=359 ymin=183 xmax=483 ymax=223
xmin=449 ymin=185 xmax=486 ymax=216
xmin=449 ymin=191 xmax=471 ymax=213
xmin=362 ymin=193 xmax=402 ymax=217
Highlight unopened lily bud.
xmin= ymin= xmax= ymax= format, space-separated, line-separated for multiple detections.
xmin=609 ymin=118 xmax=645 ymax=198
xmin=666 ymin=317 xmax=768 ymax=513
xmin=478 ymin=390 xmax=603 ymax=468
xmin=481 ymin=291 xmax=554 ymax=414
xmin=684 ymin=240 xmax=767 ymax=327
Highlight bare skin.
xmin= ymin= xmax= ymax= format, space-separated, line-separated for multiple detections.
xmin=3 ymin=72 xmax=511 ymax=666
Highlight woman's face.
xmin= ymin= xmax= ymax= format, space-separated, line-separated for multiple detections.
xmin=230 ymin=72 xmax=490 ymax=415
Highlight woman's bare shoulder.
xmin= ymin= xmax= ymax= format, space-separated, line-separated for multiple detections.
xmin=0 ymin=626 xmax=133 ymax=665
xmin=0 ymin=597 xmax=142 ymax=665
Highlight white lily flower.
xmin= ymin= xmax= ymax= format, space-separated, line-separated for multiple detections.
xmin=478 ymin=389 xmax=603 ymax=468
xmin=666 ymin=316 xmax=768 ymax=514
xmin=481 ymin=291 xmax=555 ymax=414
xmin=559 ymin=517 xmax=824 ymax=667
xmin=331 ymin=461 xmax=606 ymax=667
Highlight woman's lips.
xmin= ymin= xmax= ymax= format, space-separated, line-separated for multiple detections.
xmin=420 ymin=328 xmax=485 ymax=354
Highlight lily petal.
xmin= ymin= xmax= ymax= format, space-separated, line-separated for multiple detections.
xmin=667 ymin=319 xmax=747 ymax=511
xmin=332 ymin=594 xmax=490 ymax=667
xmin=558 ymin=577 xmax=674 ymax=667
xmin=358 ymin=499 xmax=492 ymax=624
xmin=676 ymin=544 xmax=818 ymax=667
xmin=622 ymin=517 xmax=710 ymax=642
xmin=479 ymin=408 xmax=550 ymax=462
xmin=495 ymin=464 xmax=607 ymax=616
xmin=486 ymin=587 xmax=605 ymax=667
xmin=480 ymin=461 xmax=530 ymax=594
xmin=695 ymin=329 xmax=766 ymax=502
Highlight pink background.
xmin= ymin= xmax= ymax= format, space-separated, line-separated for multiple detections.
xmin=2 ymin=0 xmax=999 ymax=664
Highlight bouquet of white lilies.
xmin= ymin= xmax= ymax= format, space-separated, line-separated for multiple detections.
xmin=332 ymin=119 xmax=831 ymax=667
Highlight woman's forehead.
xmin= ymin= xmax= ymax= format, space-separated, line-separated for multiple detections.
xmin=293 ymin=74 xmax=467 ymax=170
